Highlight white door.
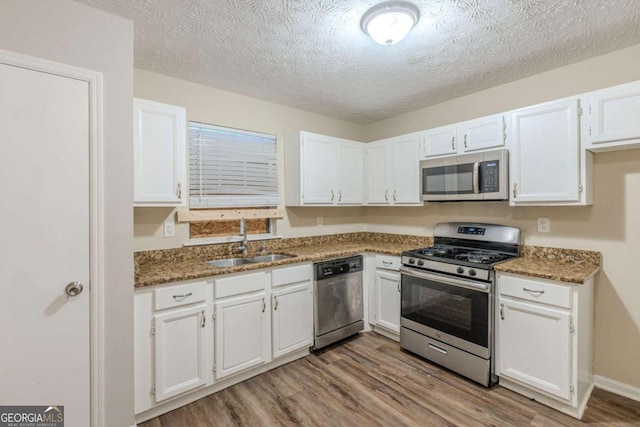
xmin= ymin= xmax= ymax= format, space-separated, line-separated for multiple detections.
xmin=154 ymin=305 xmax=207 ymax=402
xmin=423 ymin=125 xmax=457 ymax=158
xmin=0 ymin=62 xmax=90 ymax=424
xmin=498 ymin=297 xmax=572 ymax=400
xmin=300 ymin=132 xmax=335 ymax=204
xmin=272 ymin=284 xmax=313 ymax=358
xmin=459 ymin=114 xmax=506 ymax=152
xmin=589 ymin=81 xmax=640 ymax=146
xmin=133 ymin=98 xmax=186 ymax=206
xmin=375 ymin=270 xmax=401 ymax=334
xmin=215 ymin=293 xmax=270 ymax=379
xmin=392 ymin=134 xmax=422 ymax=204
xmin=365 ymin=141 xmax=390 ymax=204
xmin=336 ymin=139 xmax=365 ymax=205
xmin=510 ymin=98 xmax=581 ymax=203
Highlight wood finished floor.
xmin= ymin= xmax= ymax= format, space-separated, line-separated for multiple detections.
xmin=140 ymin=332 xmax=640 ymax=427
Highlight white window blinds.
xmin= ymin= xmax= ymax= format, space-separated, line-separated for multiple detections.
xmin=189 ymin=122 xmax=279 ymax=208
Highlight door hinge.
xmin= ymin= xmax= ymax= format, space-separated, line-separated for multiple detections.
xmin=578 ymin=184 xmax=583 ymax=193
xmin=589 ymin=126 xmax=591 ymax=136
xmin=213 ymin=307 xmax=216 ymax=320
xmin=151 ymin=385 xmax=156 ymax=396
xmin=151 ymin=319 xmax=156 ymax=336
xmin=578 ymin=106 xmax=583 ymax=116
xmin=589 ymin=104 xmax=592 ymax=115
xmin=570 ymin=383 xmax=575 ymax=393
xmin=213 ymin=363 xmax=217 ymax=373
xmin=570 ymin=322 xmax=575 ymax=333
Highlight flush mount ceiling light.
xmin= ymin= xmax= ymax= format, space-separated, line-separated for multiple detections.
xmin=360 ymin=1 xmax=420 ymax=46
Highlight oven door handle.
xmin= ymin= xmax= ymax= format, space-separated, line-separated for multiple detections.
xmin=399 ymin=266 xmax=489 ymax=293
xmin=473 ymin=161 xmax=480 ymax=194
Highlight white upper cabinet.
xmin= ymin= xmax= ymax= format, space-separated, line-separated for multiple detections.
xmin=289 ymin=131 xmax=364 ymax=206
xmin=585 ymin=80 xmax=640 ymax=151
xmin=336 ymin=139 xmax=365 ymax=205
xmin=510 ymin=97 xmax=591 ymax=205
xmin=133 ymin=98 xmax=186 ymax=207
xmin=300 ymin=132 xmax=335 ymax=204
xmin=366 ymin=132 xmax=422 ymax=205
xmin=458 ymin=114 xmax=507 ymax=152
xmin=422 ymin=124 xmax=457 ymax=158
xmin=421 ymin=114 xmax=507 ymax=159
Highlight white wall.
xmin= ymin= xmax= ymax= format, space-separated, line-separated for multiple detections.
xmin=133 ymin=69 xmax=367 ymax=251
xmin=0 ymin=1 xmax=135 ymax=426
xmin=362 ymin=44 xmax=640 ymax=389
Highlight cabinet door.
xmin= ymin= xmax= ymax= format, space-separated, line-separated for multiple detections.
xmin=215 ymin=293 xmax=270 ymax=379
xmin=300 ymin=132 xmax=335 ymax=204
xmin=423 ymin=125 xmax=457 ymax=158
xmin=498 ymin=297 xmax=571 ymax=401
xmin=392 ymin=134 xmax=422 ymax=204
xmin=336 ymin=139 xmax=365 ymax=205
xmin=133 ymin=98 xmax=186 ymax=206
xmin=365 ymin=141 xmax=391 ymax=204
xmin=154 ymin=304 xmax=207 ymax=402
xmin=272 ymin=283 xmax=313 ymax=358
xmin=589 ymin=81 xmax=640 ymax=146
xmin=510 ymin=98 xmax=580 ymax=203
xmin=459 ymin=114 xmax=506 ymax=152
xmin=375 ymin=270 xmax=401 ymax=334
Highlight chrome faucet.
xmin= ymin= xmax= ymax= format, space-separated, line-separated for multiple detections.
xmin=236 ymin=217 xmax=248 ymax=256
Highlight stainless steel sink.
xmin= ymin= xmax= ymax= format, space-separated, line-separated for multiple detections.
xmin=246 ymin=253 xmax=295 ymax=263
xmin=206 ymin=257 xmax=256 ymax=268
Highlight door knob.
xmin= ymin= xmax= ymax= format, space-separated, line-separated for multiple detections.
xmin=65 ymin=281 xmax=84 ymax=297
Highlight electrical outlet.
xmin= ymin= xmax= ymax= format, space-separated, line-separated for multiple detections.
xmin=316 ymin=217 xmax=323 ymax=227
xmin=164 ymin=219 xmax=176 ymax=238
xmin=537 ymin=217 xmax=551 ymax=233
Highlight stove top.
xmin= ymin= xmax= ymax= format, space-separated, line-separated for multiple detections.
xmin=401 ymin=222 xmax=521 ymax=282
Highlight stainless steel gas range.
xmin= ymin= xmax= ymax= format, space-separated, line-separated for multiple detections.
xmin=399 ymin=222 xmax=521 ymax=387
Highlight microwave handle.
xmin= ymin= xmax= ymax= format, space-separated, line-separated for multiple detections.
xmin=473 ymin=162 xmax=480 ymax=194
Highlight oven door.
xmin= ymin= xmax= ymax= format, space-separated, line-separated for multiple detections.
xmin=399 ymin=266 xmax=491 ymax=358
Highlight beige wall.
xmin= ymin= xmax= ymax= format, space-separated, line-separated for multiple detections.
xmin=362 ymin=44 xmax=640 ymax=389
xmin=0 ymin=1 xmax=134 ymax=426
xmin=133 ymin=69 xmax=367 ymax=251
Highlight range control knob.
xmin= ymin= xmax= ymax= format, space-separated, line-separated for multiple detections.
xmin=417 ymin=260 xmax=424 ymax=266
xmin=456 ymin=267 xmax=465 ymax=274
xmin=468 ymin=269 xmax=477 ymax=277
xmin=408 ymin=258 xmax=416 ymax=265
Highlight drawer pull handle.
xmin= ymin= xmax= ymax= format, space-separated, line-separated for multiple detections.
xmin=428 ymin=343 xmax=448 ymax=355
xmin=500 ymin=303 xmax=504 ymax=320
xmin=382 ymin=260 xmax=392 ymax=265
xmin=172 ymin=292 xmax=193 ymax=299
xmin=201 ymin=310 xmax=205 ymax=328
xmin=523 ymin=288 xmax=545 ymax=295
xmin=262 ymin=298 xmax=266 ymax=313
xmin=274 ymin=295 xmax=279 ymax=311
xmin=397 ymin=281 xmax=401 ymax=293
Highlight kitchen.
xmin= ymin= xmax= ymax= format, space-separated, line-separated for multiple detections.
xmin=1 ymin=1 xmax=640 ymax=426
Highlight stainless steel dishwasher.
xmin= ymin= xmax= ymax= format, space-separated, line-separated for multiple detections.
xmin=313 ymin=255 xmax=364 ymax=350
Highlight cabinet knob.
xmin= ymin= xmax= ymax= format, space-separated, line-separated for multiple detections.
xmin=65 ymin=281 xmax=84 ymax=297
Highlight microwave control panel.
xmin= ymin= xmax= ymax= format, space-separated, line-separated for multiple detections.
xmin=481 ymin=160 xmax=500 ymax=193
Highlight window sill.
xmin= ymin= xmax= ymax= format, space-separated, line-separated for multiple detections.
xmin=183 ymin=233 xmax=282 ymax=247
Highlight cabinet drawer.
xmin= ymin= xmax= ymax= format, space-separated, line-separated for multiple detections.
xmin=375 ymin=255 xmax=401 ymax=271
xmin=215 ymin=271 xmax=266 ymax=299
xmin=499 ymin=274 xmax=571 ymax=309
xmin=155 ymin=281 xmax=207 ymax=311
xmin=272 ymin=264 xmax=312 ymax=288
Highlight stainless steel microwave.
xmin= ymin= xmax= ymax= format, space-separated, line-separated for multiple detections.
xmin=421 ymin=148 xmax=508 ymax=202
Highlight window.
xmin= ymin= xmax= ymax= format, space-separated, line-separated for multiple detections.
xmin=189 ymin=122 xmax=278 ymax=208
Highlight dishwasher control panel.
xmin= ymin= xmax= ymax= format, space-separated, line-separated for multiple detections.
xmin=315 ymin=255 xmax=363 ymax=280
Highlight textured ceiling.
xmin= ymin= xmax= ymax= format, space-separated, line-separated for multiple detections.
xmin=76 ymin=0 xmax=640 ymax=124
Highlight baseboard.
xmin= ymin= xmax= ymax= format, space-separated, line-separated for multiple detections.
xmin=372 ymin=326 xmax=399 ymax=342
xmin=594 ymin=375 xmax=640 ymax=403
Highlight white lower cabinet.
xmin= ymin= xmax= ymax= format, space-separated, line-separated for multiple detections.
xmin=154 ymin=304 xmax=208 ymax=402
xmin=272 ymin=283 xmax=313 ymax=358
xmin=370 ymin=255 xmax=401 ymax=341
xmin=214 ymin=292 xmax=270 ymax=379
xmin=496 ymin=272 xmax=595 ymax=419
